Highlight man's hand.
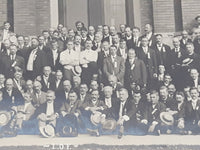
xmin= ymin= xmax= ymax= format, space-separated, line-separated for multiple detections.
xmin=141 ymin=119 xmax=148 ymax=125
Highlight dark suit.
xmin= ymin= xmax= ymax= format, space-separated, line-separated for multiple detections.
xmin=124 ymin=58 xmax=147 ymax=88
xmin=45 ymin=49 xmax=62 ymax=71
xmin=0 ymin=54 xmax=25 ymax=78
xmin=26 ymin=48 xmax=47 ymax=80
xmin=153 ymin=44 xmax=171 ymax=68
xmin=2 ymin=87 xmax=24 ymax=109
xmin=180 ymin=38 xmax=192 ymax=50
xmin=103 ymin=56 xmax=125 ymax=84
xmin=39 ymin=74 xmax=55 ymax=92
xmin=136 ymin=47 xmax=157 ymax=86
xmin=124 ymin=36 xmax=134 ymax=50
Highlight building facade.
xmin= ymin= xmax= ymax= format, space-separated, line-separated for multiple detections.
xmin=0 ymin=0 xmax=200 ymax=35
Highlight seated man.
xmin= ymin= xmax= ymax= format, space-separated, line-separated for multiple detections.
xmin=37 ymin=90 xmax=59 ymax=138
xmin=146 ymin=90 xmax=166 ymax=135
xmin=112 ymin=88 xmax=137 ymax=138
xmin=184 ymin=87 xmax=200 ymax=134
xmin=81 ymin=90 xmax=108 ymax=136
xmin=56 ymin=90 xmax=81 ymax=137
xmin=9 ymin=93 xmax=36 ymax=132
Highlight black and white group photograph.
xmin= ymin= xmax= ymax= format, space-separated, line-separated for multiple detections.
xmin=0 ymin=0 xmax=200 ymax=149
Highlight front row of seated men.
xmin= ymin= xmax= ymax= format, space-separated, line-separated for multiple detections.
xmin=0 ymin=84 xmax=200 ymax=138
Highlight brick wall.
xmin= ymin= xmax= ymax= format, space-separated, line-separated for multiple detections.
xmin=181 ymin=0 xmax=200 ymax=31
xmin=13 ymin=0 xmax=50 ymax=36
xmin=140 ymin=0 xmax=153 ymax=34
xmin=0 ymin=0 xmax=7 ymax=28
xmin=152 ymin=0 xmax=176 ymax=33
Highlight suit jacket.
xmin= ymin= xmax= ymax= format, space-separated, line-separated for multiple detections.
xmin=51 ymin=79 xmax=64 ymax=92
xmin=38 ymin=74 xmax=55 ymax=92
xmin=103 ymin=56 xmax=125 ymax=84
xmin=185 ymin=100 xmax=200 ymax=124
xmin=180 ymin=38 xmax=192 ymax=50
xmin=17 ymin=46 xmax=32 ymax=63
xmin=124 ymin=58 xmax=147 ymax=87
xmin=140 ymin=33 xmax=156 ymax=48
xmin=12 ymin=78 xmax=26 ymax=92
xmin=45 ymin=49 xmax=62 ymax=71
xmin=193 ymin=39 xmax=200 ymax=55
xmin=152 ymin=44 xmax=171 ymax=67
xmin=0 ymin=54 xmax=25 ymax=78
xmin=160 ymin=97 xmax=177 ymax=111
xmin=97 ymin=51 xmax=110 ymax=71
xmin=136 ymin=47 xmax=158 ymax=78
xmin=60 ymin=100 xmax=82 ymax=115
xmin=32 ymin=91 xmax=47 ymax=107
xmin=26 ymin=48 xmax=47 ymax=78
xmin=2 ymin=87 xmax=24 ymax=109
xmin=124 ymin=36 xmax=134 ymax=50
xmin=144 ymin=101 xmax=166 ymax=123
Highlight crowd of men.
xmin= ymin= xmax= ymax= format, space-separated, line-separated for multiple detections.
xmin=0 ymin=15 xmax=200 ymax=139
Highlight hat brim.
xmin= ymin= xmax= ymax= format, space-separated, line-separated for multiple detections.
xmin=0 ymin=111 xmax=11 ymax=126
xmin=39 ymin=125 xmax=55 ymax=138
xmin=160 ymin=112 xmax=174 ymax=126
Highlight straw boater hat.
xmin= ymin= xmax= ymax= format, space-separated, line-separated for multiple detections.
xmin=90 ymin=111 xmax=102 ymax=126
xmin=39 ymin=124 xmax=55 ymax=138
xmin=0 ymin=111 xmax=12 ymax=126
xmin=160 ymin=112 xmax=174 ymax=126
xmin=72 ymin=66 xmax=82 ymax=76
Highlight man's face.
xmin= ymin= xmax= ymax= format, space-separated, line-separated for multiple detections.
xmin=14 ymin=72 xmax=22 ymax=80
xmin=144 ymin=24 xmax=152 ymax=33
xmin=6 ymin=80 xmax=13 ymax=91
xmin=56 ymin=72 xmax=63 ymax=80
xmin=97 ymin=25 xmax=103 ymax=33
xmin=109 ymin=46 xmax=117 ymax=56
xmin=119 ymin=41 xmax=126 ymax=49
xmin=24 ymin=37 xmax=30 ymax=45
xmin=159 ymin=89 xmax=168 ymax=100
xmin=190 ymin=89 xmax=199 ymax=100
xmin=150 ymin=93 xmax=159 ymax=104
xmin=51 ymin=42 xmax=58 ymax=50
xmin=112 ymin=35 xmax=119 ymax=44
xmin=33 ymin=83 xmax=41 ymax=93
xmin=173 ymin=38 xmax=180 ymax=47
xmin=133 ymin=93 xmax=141 ymax=104
xmin=164 ymin=75 xmax=171 ymax=83
xmin=4 ymin=23 xmax=10 ymax=30
xmin=90 ymin=81 xmax=98 ymax=90
xmin=43 ymin=67 xmax=51 ymax=77
xmin=4 ymin=40 xmax=10 ymax=49
xmin=175 ymin=94 xmax=184 ymax=103
xmin=103 ymin=26 xmax=109 ymax=35
xmin=68 ymin=92 xmax=77 ymax=102
xmin=18 ymin=37 xmax=24 ymax=45
xmin=104 ymin=88 xmax=112 ymax=98
xmin=61 ymin=28 xmax=68 ymax=36
xmin=10 ymin=46 xmax=17 ymax=55
xmin=57 ymin=24 xmax=63 ymax=31
xmin=110 ymin=27 xmax=116 ymax=36
xmin=67 ymin=42 xmax=74 ymax=50
xmin=53 ymin=32 xmax=59 ymax=39
xmin=81 ymin=30 xmax=87 ymax=38
xmin=75 ymin=36 xmax=81 ymax=45
xmin=125 ymin=28 xmax=132 ymax=36
xmin=108 ymin=78 xmax=116 ymax=87
xmin=85 ymin=41 xmax=92 ymax=49
xmin=128 ymin=50 xmax=136 ymax=60
xmin=26 ymin=81 xmax=33 ymax=90
xmin=94 ymin=34 xmax=101 ymax=43
xmin=63 ymin=81 xmax=71 ymax=92
xmin=88 ymin=26 xmax=95 ymax=35
xmin=120 ymin=25 xmax=126 ymax=33
xmin=76 ymin=23 xmax=83 ymax=31
xmin=156 ymin=35 xmax=162 ymax=44
xmin=31 ymin=39 xmax=39 ymax=48
xmin=38 ymin=36 xmax=45 ymax=45
xmin=158 ymin=65 xmax=165 ymax=74
xmin=132 ymin=29 xmax=140 ymax=37
xmin=80 ymin=84 xmax=88 ymax=95
xmin=190 ymin=69 xmax=199 ymax=80
xmin=168 ymin=85 xmax=176 ymax=95
xmin=182 ymin=31 xmax=188 ymax=39
xmin=197 ymin=18 xmax=200 ymax=24
xmin=43 ymin=32 xmax=49 ymax=39
xmin=119 ymin=90 xmax=128 ymax=102
xmin=73 ymin=77 xmax=80 ymax=87
xmin=91 ymin=91 xmax=99 ymax=101
xmin=0 ymin=75 xmax=5 ymax=84
xmin=46 ymin=92 xmax=55 ymax=103
xmin=102 ymin=42 xmax=110 ymax=52
xmin=186 ymin=44 xmax=194 ymax=55
xmin=141 ymin=38 xmax=149 ymax=47
xmin=68 ymin=30 xmax=75 ymax=39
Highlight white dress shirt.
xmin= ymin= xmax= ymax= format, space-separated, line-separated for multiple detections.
xmin=46 ymin=101 xmax=54 ymax=116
